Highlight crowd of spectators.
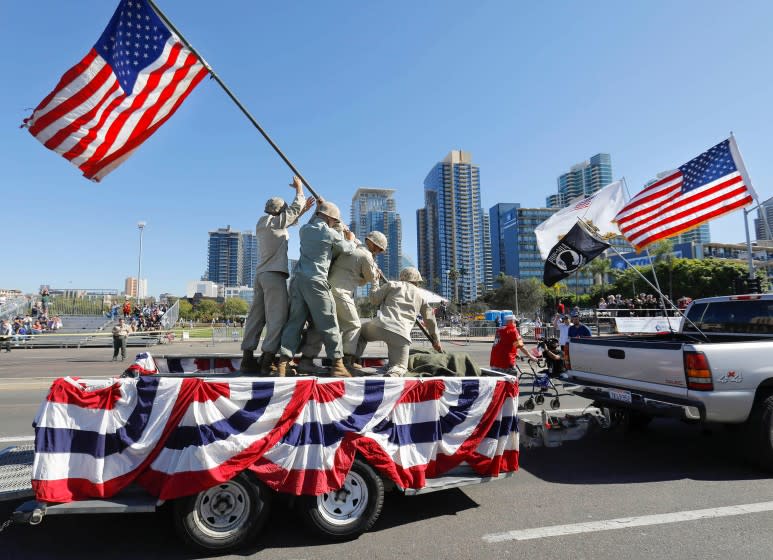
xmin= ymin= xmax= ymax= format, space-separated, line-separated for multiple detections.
xmin=112 ymin=302 xmax=168 ymax=332
xmin=596 ymin=293 xmax=688 ymax=317
xmin=5 ymin=313 xmax=63 ymax=340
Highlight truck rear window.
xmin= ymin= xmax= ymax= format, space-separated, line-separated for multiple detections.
xmin=684 ymin=300 xmax=773 ymax=334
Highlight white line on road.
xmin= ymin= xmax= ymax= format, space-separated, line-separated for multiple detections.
xmin=482 ymin=501 xmax=773 ymax=543
xmin=0 ymin=436 xmax=35 ymax=443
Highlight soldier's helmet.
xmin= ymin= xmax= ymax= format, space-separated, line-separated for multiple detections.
xmin=365 ymin=231 xmax=388 ymax=251
xmin=317 ymin=201 xmax=341 ymax=222
xmin=399 ymin=267 xmax=423 ymax=283
xmin=264 ymin=197 xmax=286 ymax=214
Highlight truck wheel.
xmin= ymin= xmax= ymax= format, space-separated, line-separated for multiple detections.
xmin=173 ymin=472 xmax=272 ymax=553
xmin=746 ymin=394 xmax=773 ymax=471
xmin=297 ymin=458 xmax=384 ymax=541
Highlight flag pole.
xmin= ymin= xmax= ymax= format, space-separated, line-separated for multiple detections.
xmin=146 ymin=0 xmax=322 ymax=201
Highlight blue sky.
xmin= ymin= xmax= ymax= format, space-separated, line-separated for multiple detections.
xmin=3 ymin=0 xmax=772 ymax=296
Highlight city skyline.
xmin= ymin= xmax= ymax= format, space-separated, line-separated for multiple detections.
xmin=4 ymin=1 xmax=773 ymax=296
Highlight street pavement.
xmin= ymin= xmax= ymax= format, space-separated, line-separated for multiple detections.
xmin=1 ymin=342 xmax=772 ymax=560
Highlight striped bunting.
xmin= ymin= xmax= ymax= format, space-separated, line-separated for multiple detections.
xmin=32 ymin=376 xmax=519 ymax=503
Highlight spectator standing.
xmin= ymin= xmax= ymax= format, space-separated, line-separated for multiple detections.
xmin=111 ymin=318 xmax=131 ymax=361
xmin=0 ymin=320 xmax=11 ymax=352
xmin=489 ymin=315 xmax=524 ymax=371
xmin=557 ymin=300 xmax=565 ymax=315
xmin=40 ymin=289 xmax=50 ymax=315
xmin=557 ymin=315 xmax=571 ymax=355
xmin=568 ymin=310 xmax=592 ymax=338
xmin=122 ymin=300 xmax=132 ymax=319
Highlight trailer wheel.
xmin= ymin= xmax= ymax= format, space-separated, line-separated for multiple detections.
xmin=745 ymin=394 xmax=773 ymax=471
xmin=297 ymin=458 xmax=384 ymax=541
xmin=173 ymin=472 xmax=272 ymax=553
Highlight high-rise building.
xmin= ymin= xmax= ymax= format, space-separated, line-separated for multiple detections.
xmin=547 ymin=153 xmax=613 ymax=208
xmin=755 ymin=197 xmax=773 ymax=241
xmin=489 ymin=203 xmax=520 ymax=278
xmin=206 ymin=226 xmax=257 ymax=288
xmin=240 ymin=231 xmax=258 ymax=288
xmin=124 ymin=277 xmax=147 ymax=298
xmin=350 ymin=188 xmax=402 ymax=281
xmin=416 ymin=150 xmax=490 ymax=302
xmin=670 ymin=223 xmax=711 ymax=245
xmin=509 ymin=208 xmax=559 ymax=281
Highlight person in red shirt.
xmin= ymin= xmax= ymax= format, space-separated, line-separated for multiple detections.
xmin=490 ymin=315 xmax=525 ymax=370
xmin=557 ymin=300 xmax=565 ymax=315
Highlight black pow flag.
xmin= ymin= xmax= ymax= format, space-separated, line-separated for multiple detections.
xmin=543 ymin=221 xmax=610 ymax=287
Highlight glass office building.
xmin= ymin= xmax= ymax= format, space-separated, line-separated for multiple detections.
xmin=417 ymin=150 xmax=491 ymax=302
xmin=350 ymin=188 xmax=402 ymax=282
xmin=206 ymin=226 xmax=257 ymax=288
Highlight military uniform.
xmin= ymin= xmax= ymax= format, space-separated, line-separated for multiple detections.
xmin=356 ymin=280 xmax=439 ymax=375
xmin=301 ymin=244 xmax=378 ymax=357
xmin=241 ymin=191 xmax=305 ymax=358
xmin=279 ymin=216 xmax=355 ymax=361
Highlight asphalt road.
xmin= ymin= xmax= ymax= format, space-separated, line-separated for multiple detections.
xmin=1 ymin=342 xmax=772 ymax=560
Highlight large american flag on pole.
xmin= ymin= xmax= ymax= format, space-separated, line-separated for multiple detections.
xmin=615 ymin=137 xmax=756 ymax=251
xmin=31 ymin=375 xmax=519 ymax=503
xmin=22 ymin=0 xmax=208 ymax=181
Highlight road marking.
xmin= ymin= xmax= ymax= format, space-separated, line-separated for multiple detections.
xmin=0 ymin=436 xmax=35 ymax=443
xmin=482 ymin=501 xmax=773 ymax=543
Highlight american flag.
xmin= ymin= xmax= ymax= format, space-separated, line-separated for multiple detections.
xmin=22 ymin=0 xmax=208 ymax=181
xmin=573 ymin=195 xmax=595 ymax=210
xmin=615 ymin=138 xmax=755 ymax=251
xmin=32 ymin=375 xmax=519 ymax=502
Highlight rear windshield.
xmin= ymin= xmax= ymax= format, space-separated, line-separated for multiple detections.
xmin=684 ymin=300 xmax=773 ymax=334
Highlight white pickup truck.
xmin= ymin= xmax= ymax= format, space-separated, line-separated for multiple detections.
xmin=564 ymin=293 xmax=773 ymax=469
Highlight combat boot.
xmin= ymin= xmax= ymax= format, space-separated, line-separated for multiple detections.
xmin=343 ymin=354 xmax=366 ymax=375
xmin=330 ymin=358 xmax=352 ymax=378
xmin=276 ymin=356 xmax=291 ymax=377
xmin=295 ymin=356 xmax=318 ymax=375
xmin=240 ymin=350 xmax=260 ymax=373
xmin=259 ymin=352 xmax=275 ymax=376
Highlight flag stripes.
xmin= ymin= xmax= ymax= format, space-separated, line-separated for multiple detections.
xmin=23 ymin=0 xmax=207 ymax=181
xmin=32 ymin=375 xmax=519 ymax=503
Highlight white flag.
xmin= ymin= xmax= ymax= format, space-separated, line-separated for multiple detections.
xmin=535 ymin=180 xmax=627 ymax=260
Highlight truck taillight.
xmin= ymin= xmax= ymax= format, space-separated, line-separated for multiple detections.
xmin=684 ymin=351 xmax=713 ymax=391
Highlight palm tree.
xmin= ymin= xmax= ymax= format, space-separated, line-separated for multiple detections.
xmin=588 ymin=257 xmax=612 ymax=298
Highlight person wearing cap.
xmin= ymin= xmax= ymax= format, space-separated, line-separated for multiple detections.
xmin=489 ymin=315 xmax=524 ymax=371
xmin=568 ymin=310 xmax=592 ymax=338
xmin=240 ymin=176 xmax=315 ymax=374
xmin=276 ymin=197 xmax=357 ymax=377
xmin=354 ymin=267 xmax=441 ymax=377
xmin=298 ymin=229 xmax=387 ymax=374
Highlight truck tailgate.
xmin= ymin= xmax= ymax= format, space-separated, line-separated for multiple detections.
xmin=570 ymin=337 xmax=688 ymax=390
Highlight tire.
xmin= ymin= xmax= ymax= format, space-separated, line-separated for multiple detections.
xmin=297 ymin=458 xmax=384 ymax=541
xmin=745 ymin=394 xmax=773 ymax=471
xmin=173 ymin=472 xmax=272 ymax=553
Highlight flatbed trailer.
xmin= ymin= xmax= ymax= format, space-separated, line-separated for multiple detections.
xmin=1 ymin=354 xmax=606 ymax=553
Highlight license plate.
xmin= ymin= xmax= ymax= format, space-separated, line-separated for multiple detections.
xmin=608 ymin=389 xmax=632 ymax=403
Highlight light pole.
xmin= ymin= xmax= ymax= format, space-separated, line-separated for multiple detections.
xmin=137 ymin=221 xmax=146 ymax=307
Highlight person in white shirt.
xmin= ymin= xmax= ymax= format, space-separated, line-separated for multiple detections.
xmin=558 ymin=315 xmax=571 ymax=356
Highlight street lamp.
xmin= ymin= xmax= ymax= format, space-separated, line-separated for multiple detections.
xmin=137 ymin=221 xmax=146 ymax=307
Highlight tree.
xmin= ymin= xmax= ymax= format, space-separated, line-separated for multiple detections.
xmin=178 ymin=299 xmax=194 ymax=320
xmin=222 ymin=298 xmax=249 ymax=320
xmin=195 ymin=299 xmax=221 ymax=322
xmin=650 ymin=239 xmax=676 ymax=300
xmin=587 ymin=257 xmax=612 ymax=298
xmin=448 ymin=269 xmax=460 ymax=304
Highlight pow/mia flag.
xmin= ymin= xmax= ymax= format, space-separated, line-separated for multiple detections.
xmin=543 ymin=221 xmax=610 ymax=287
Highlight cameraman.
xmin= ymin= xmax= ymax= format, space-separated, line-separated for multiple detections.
xmin=541 ymin=337 xmax=565 ymax=377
